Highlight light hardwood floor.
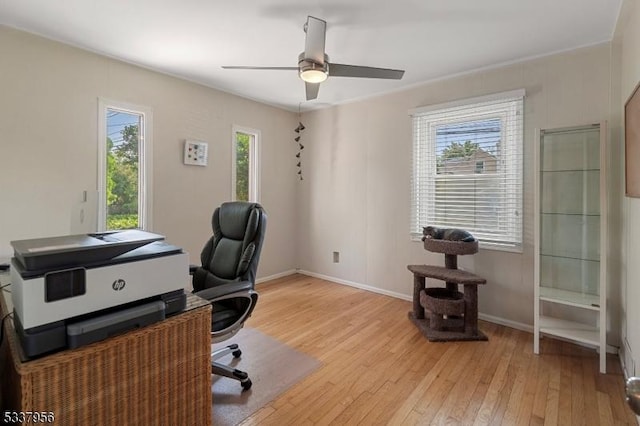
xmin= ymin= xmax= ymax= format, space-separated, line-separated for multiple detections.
xmin=240 ymin=274 xmax=637 ymax=425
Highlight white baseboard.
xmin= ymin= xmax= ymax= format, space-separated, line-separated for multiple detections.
xmin=478 ymin=313 xmax=532 ymax=333
xmin=256 ymin=269 xmax=297 ymax=284
xmin=297 ymin=270 xmax=413 ymax=302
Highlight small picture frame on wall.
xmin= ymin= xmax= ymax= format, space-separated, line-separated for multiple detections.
xmin=184 ymin=140 xmax=208 ymax=166
xmin=625 ymin=80 xmax=640 ymax=197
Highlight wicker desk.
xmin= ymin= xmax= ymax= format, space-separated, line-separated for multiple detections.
xmin=0 ymin=285 xmax=212 ymax=426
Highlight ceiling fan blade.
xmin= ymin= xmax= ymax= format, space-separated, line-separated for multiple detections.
xmin=222 ymin=66 xmax=298 ymax=70
xmin=329 ymin=63 xmax=405 ymax=79
xmin=304 ymin=16 xmax=326 ymax=64
xmin=305 ymin=82 xmax=320 ymax=101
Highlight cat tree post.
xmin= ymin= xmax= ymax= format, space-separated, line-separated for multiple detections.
xmin=444 ymin=254 xmax=457 ymax=292
xmin=407 ymin=237 xmax=487 ymax=342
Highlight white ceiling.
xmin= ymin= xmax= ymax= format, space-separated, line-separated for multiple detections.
xmin=0 ymin=0 xmax=622 ymax=111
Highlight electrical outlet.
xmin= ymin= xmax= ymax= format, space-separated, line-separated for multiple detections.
xmin=333 ymin=251 xmax=340 ymax=263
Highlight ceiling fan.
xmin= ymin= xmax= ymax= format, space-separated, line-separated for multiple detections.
xmin=222 ymin=16 xmax=405 ymax=101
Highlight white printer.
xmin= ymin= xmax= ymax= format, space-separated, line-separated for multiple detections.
xmin=10 ymin=230 xmax=189 ymax=357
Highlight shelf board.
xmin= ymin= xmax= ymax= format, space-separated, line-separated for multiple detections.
xmin=538 ymin=316 xmax=600 ymax=347
xmin=539 ymin=287 xmax=600 ymax=310
xmin=540 ymin=168 xmax=600 ymax=173
xmin=540 ymin=212 xmax=600 ymax=217
xmin=539 ymin=253 xmax=600 ymax=263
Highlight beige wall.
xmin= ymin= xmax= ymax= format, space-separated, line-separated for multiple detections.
xmin=297 ymin=44 xmax=616 ymax=336
xmin=1 ymin=21 xmax=632 ymax=354
xmin=615 ymin=0 xmax=640 ymax=377
xmin=0 ymin=26 xmax=299 ymax=281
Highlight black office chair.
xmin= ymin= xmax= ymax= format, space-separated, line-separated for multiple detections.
xmin=191 ymin=201 xmax=266 ymax=391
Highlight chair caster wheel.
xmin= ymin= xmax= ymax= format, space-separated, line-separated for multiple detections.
xmin=232 ymin=349 xmax=242 ymax=358
xmin=241 ymin=379 xmax=252 ymax=391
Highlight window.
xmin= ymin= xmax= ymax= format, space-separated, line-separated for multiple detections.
xmin=410 ymin=90 xmax=524 ymax=251
xmin=232 ymin=125 xmax=260 ymax=202
xmin=98 ymin=99 xmax=153 ymax=231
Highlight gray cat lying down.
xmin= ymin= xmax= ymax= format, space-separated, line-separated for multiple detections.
xmin=423 ymin=226 xmax=475 ymax=242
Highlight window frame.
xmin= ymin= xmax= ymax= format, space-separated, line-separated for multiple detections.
xmin=410 ymin=89 xmax=524 ymax=252
xmin=97 ymin=98 xmax=153 ymax=231
xmin=231 ymin=125 xmax=261 ymax=203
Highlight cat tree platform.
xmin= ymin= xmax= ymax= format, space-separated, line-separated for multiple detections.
xmin=408 ymin=238 xmax=488 ymax=342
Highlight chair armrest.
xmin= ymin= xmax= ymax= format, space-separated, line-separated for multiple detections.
xmin=194 ymin=281 xmax=253 ymax=302
xmin=189 ymin=264 xmax=199 ymax=275
xmin=196 ymin=281 xmax=258 ymax=343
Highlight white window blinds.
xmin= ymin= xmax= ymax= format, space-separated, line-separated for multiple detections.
xmin=410 ymin=90 xmax=524 ymax=251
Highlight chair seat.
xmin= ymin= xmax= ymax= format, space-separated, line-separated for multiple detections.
xmin=213 ymin=304 xmax=243 ymax=331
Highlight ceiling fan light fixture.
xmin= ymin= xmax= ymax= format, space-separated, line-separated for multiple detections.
xmin=299 ymin=66 xmax=328 ymax=83
xmin=298 ymin=53 xmax=329 ymax=84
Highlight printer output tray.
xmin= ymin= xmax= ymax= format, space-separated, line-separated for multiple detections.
xmin=67 ymin=300 xmax=165 ymax=349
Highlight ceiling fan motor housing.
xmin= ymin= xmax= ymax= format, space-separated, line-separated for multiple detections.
xmin=298 ymin=52 xmax=329 ymax=83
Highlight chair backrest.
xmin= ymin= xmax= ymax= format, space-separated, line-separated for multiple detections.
xmin=193 ymin=202 xmax=267 ymax=292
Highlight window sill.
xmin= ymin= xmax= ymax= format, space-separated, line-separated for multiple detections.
xmin=478 ymin=242 xmax=522 ymax=254
xmin=411 ymin=235 xmax=522 ymax=254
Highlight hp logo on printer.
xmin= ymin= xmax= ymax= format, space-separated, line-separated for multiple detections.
xmin=112 ymin=279 xmax=126 ymax=291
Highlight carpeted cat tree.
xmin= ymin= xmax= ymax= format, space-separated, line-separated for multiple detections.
xmin=407 ymin=234 xmax=488 ymax=342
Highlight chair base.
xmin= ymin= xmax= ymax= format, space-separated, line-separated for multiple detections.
xmin=212 ymin=343 xmax=252 ymax=391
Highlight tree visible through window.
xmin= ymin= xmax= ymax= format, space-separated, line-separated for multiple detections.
xmin=232 ymin=126 xmax=260 ymax=202
xmin=235 ymin=132 xmax=250 ymax=201
xmin=106 ymin=110 xmax=141 ymax=230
